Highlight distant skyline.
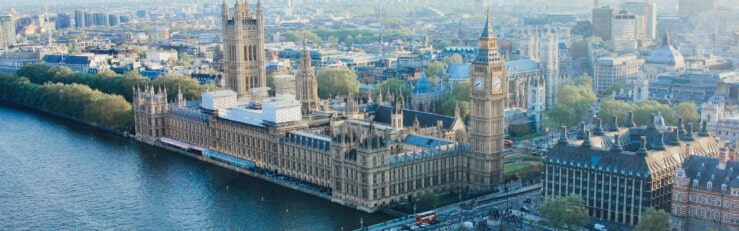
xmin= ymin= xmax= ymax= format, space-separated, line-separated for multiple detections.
xmin=3 ymin=0 xmax=727 ymax=15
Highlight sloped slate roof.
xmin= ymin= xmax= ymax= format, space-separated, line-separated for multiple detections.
xmin=682 ymin=155 xmax=739 ymax=190
xmin=413 ymin=72 xmax=433 ymax=94
xmin=373 ymin=105 xmax=455 ymax=130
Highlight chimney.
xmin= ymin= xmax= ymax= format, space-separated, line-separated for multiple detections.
xmin=699 ymin=120 xmax=709 ymax=137
xmin=582 ymin=130 xmax=592 ymax=148
xmin=677 ymin=117 xmax=686 ymax=135
xmin=594 ymin=117 xmax=604 ymax=135
xmin=558 ymin=126 xmax=569 ymax=144
xmin=684 ymin=123 xmax=695 ymax=141
xmin=668 ymin=128 xmax=682 ymax=146
xmin=636 ymin=136 xmax=648 ymax=156
xmin=577 ymin=121 xmax=587 ymax=140
xmin=609 ymin=115 xmax=619 ymax=132
xmin=654 ymin=132 xmax=666 ymax=150
xmin=625 ymin=111 xmax=636 ymax=128
xmin=611 ymin=133 xmax=623 ymax=152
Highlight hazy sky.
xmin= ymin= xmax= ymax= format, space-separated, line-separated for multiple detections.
xmin=1 ymin=0 xmax=734 ymax=15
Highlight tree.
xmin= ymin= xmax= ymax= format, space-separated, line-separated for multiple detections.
xmin=571 ymin=74 xmax=593 ymax=89
xmin=177 ymin=52 xmax=193 ymax=66
xmin=675 ymin=102 xmax=700 ymax=125
xmin=546 ymin=104 xmax=577 ymax=126
xmin=327 ymin=35 xmax=339 ymax=46
xmin=284 ymin=30 xmax=323 ymax=45
xmin=151 ymin=74 xmax=206 ymax=102
xmin=634 ymin=207 xmax=671 ymax=231
xmin=633 ymin=100 xmax=675 ymax=126
xmin=438 ymin=94 xmax=470 ymax=119
xmin=416 ymin=192 xmax=441 ymax=211
xmin=604 ymin=82 xmax=626 ymax=96
xmin=424 ymin=61 xmax=444 ymax=85
xmin=538 ymin=195 xmax=589 ymax=231
xmin=442 ymin=54 xmax=463 ymax=64
xmin=437 ymin=80 xmax=470 ymax=119
xmin=317 ymin=68 xmax=359 ymax=98
xmin=597 ymin=98 xmax=633 ymax=127
xmin=266 ymin=73 xmax=276 ymax=96
xmin=375 ymin=78 xmax=411 ymax=101
xmin=435 ymin=40 xmax=452 ymax=50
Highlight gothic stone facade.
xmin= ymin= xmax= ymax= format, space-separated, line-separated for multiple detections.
xmin=222 ymin=1 xmax=266 ymax=98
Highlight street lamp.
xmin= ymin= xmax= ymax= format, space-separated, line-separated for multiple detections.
xmin=360 ymin=218 xmax=364 ymax=230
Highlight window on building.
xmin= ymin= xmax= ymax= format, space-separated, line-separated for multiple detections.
xmin=707 ymin=182 xmax=713 ymax=191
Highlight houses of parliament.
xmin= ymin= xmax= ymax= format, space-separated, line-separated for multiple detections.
xmin=133 ymin=1 xmax=506 ymax=212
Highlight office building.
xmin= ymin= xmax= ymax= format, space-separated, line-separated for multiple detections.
xmin=592 ymin=7 xmax=614 ymax=41
xmin=620 ymin=2 xmax=657 ymax=40
xmin=74 ymin=10 xmax=84 ymax=28
xmin=544 ymin=114 xmax=722 ymax=226
xmin=594 ymin=54 xmax=644 ymax=96
xmin=0 ymin=14 xmax=16 ymax=48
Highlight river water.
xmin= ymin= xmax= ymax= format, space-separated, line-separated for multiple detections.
xmin=0 ymin=103 xmax=392 ymax=230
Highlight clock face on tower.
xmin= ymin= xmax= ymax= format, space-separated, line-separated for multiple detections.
xmin=493 ymin=77 xmax=502 ymax=92
xmin=473 ymin=77 xmax=484 ymax=91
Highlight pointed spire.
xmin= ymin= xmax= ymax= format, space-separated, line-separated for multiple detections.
xmin=235 ymin=0 xmax=243 ymax=19
xmin=454 ymin=101 xmax=461 ymax=119
xmin=480 ymin=7 xmax=494 ymax=38
xmin=377 ymin=89 xmax=383 ymax=104
xmin=244 ymin=0 xmax=252 ymax=17
xmin=222 ymin=0 xmax=229 ymax=19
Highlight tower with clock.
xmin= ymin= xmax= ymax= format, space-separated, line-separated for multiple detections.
xmin=468 ymin=9 xmax=506 ymax=192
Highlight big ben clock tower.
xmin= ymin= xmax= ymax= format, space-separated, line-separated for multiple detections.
xmin=468 ymin=10 xmax=506 ymax=192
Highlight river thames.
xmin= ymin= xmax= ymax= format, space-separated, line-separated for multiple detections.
xmin=0 ymin=103 xmax=393 ymax=230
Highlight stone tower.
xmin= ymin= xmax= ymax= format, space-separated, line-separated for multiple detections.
xmin=222 ymin=0 xmax=266 ymax=98
xmin=133 ymin=86 xmax=169 ymax=143
xmin=539 ymin=27 xmax=560 ymax=109
xmin=295 ymin=39 xmax=319 ymax=115
xmin=468 ymin=10 xmax=506 ymax=192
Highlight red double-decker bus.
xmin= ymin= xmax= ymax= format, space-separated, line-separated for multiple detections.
xmin=415 ymin=211 xmax=437 ymax=225
xmin=504 ymin=140 xmax=513 ymax=148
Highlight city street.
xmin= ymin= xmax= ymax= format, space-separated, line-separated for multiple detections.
xmin=361 ymin=183 xmax=544 ymax=231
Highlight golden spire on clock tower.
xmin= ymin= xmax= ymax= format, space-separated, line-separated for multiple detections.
xmin=468 ymin=7 xmax=506 ymax=192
